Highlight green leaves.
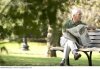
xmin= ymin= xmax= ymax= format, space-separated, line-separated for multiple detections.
xmin=0 ymin=0 xmax=70 ymax=39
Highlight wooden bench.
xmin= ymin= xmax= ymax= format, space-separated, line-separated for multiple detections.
xmin=50 ymin=29 xmax=100 ymax=66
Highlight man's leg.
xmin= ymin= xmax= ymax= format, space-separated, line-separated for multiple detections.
xmin=67 ymin=40 xmax=81 ymax=60
xmin=60 ymin=43 xmax=71 ymax=66
xmin=60 ymin=40 xmax=81 ymax=66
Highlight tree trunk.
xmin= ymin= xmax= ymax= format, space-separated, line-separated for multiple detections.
xmin=47 ymin=25 xmax=60 ymax=57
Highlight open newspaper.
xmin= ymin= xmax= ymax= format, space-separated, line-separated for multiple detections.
xmin=67 ymin=24 xmax=91 ymax=47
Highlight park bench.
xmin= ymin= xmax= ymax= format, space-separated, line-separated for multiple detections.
xmin=50 ymin=29 xmax=100 ymax=66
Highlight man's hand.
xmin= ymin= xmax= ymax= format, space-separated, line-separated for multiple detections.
xmin=87 ymin=26 xmax=96 ymax=31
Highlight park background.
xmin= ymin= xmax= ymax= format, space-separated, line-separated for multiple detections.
xmin=0 ymin=0 xmax=100 ymax=66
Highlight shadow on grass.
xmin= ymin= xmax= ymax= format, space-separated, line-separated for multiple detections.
xmin=0 ymin=56 xmax=5 ymax=65
xmin=0 ymin=42 xmax=8 ymax=45
xmin=0 ymin=55 xmax=100 ymax=66
xmin=0 ymin=55 xmax=61 ymax=66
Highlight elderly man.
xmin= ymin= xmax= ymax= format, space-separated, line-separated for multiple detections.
xmin=60 ymin=7 xmax=90 ymax=66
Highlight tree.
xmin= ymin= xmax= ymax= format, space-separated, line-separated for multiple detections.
xmin=0 ymin=0 xmax=71 ymax=56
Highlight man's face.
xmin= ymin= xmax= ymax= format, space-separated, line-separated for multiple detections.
xmin=73 ymin=11 xmax=82 ymax=22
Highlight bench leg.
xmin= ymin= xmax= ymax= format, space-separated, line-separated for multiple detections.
xmin=83 ymin=51 xmax=92 ymax=66
xmin=90 ymin=51 xmax=92 ymax=66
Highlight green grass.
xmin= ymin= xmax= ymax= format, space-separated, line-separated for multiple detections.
xmin=0 ymin=41 xmax=100 ymax=66
xmin=0 ymin=55 xmax=61 ymax=66
xmin=0 ymin=54 xmax=100 ymax=66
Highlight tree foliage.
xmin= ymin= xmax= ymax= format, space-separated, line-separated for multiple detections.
xmin=0 ymin=0 xmax=70 ymax=40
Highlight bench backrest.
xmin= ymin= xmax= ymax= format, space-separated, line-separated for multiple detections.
xmin=89 ymin=29 xmax=100 ymax=48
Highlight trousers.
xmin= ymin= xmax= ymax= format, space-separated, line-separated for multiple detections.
xmin=60 ymin=36 xmax=78 ymax=60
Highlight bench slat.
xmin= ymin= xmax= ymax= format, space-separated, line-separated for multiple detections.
xmin=88 ymin=32 xmax=100 ymax=35
xmin=50 ymin=47 xmax=63 ymax=51
xmin=79 ymin=47 xmax=100 ymax=51
xmin=90 ymin=44 xmax=100 ymax=47
xmin=50 ymin=47 xmax=100 ymax=52
xmin=89 ymin=36 xmax=100 ymax=39
xmin=90 ymin=40 xmax=100 ymax=43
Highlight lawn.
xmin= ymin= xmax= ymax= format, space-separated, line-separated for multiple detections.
xmin=0 ymin=41 xmax=100 ymax=66
xmin=0 ymin=55 xmax=61 ymax=66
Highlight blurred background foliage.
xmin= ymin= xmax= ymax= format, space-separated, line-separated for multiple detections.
xmin=0 ymin=0 xmax=99 ymax=41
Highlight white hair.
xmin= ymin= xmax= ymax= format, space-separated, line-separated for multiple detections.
xmin=71 ymin=7 xmax=82 ymax=16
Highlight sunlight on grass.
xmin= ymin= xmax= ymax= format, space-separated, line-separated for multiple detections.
xmin=0 ymin=41 xmax=100 ymax=66
xmin=0 ymin=41 xmax=48 ymax=57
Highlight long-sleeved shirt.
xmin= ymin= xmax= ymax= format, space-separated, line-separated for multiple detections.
xmin=62 ymin=19 xmax=86 ymax=32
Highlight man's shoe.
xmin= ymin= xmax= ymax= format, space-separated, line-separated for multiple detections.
xmin=60 ymin=62 xmax=65 ymax=66
xmin=60 ymin=59 xmax=65 ymax=66
xmin=74 ymin=53 xmax=81 ymax=60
